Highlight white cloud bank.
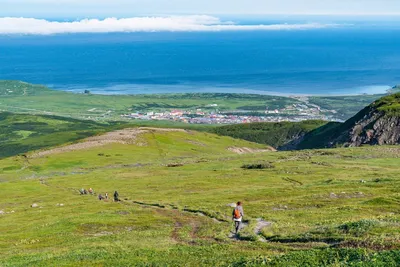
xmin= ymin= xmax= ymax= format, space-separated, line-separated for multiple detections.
xmin=0 ymin=15 xmax=340 ymax=35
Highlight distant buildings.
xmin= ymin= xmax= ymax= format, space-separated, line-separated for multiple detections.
xmin=121 ymin=102 xmax=341 ymax=124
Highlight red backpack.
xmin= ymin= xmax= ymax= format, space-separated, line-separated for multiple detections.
xmin=233 ymin=208 xmax=241 ymax=219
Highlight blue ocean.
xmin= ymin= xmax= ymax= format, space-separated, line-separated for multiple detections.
xmin=1 ymin=18 xmax=400 ymax=95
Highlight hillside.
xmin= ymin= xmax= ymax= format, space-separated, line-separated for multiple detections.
xmin=212 ymin=120 xmax=327 ymax=149
xmin=0 ymin=80 xmax=53 ymax=96
xmin=0 ymin=112 xmax=127 ymax=159
xmin=0 ymin=129 xmax=399 ymax=266
xmin=296 ymin=93 xmax=400 ymax=149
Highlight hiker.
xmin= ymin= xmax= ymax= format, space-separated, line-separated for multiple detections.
xmin=79 ymin=188 xmax=85 ymax=195
xmin=88 ymin=188 xmax=93 ymax=194
xmin=113 ymin=191 xmax=119 ymax=202
xmin=232 ymin=201 xmax=244 ymax=234
xmin=83 ymin=189 xmax=88 ymax=195
xmin=105 ymin=192 xmax=108 ymax=200
xmin=98 ymin=194 xmax=104 ymax=200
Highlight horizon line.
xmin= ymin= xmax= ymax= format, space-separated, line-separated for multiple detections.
xmin=1 ymin=13 xmax=400 ymax=18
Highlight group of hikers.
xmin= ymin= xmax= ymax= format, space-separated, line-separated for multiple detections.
xmin=99 ymin=191 xmax=120 ymax=202
xmin=79 ymin=187 xmax=244 ymax=235
xmin=79 ymin=188 xmax=120 ymax=202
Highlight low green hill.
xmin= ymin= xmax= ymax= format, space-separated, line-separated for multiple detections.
xmin=212 ymin=120 xmax=327 ymax=149
xmin=0 ymin=129 xmax=399 ymax=266
xmin=0 ymin=80 xmax=52 ymax=96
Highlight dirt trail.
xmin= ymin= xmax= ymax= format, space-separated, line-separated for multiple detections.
xmin=30 ymin=127 xmax=188 ymax=158
xmin=254 ymin=218 xmax=271 ymax=235
xmin=132 ymin=200 xmax=229 ymax=223
xmin=228 ymin=146 xmax=276 ymax=154
xmin=228 ymin=218 xmax=272 ymax=241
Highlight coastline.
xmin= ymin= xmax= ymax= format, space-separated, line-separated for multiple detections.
xmin=51 ymin=83 xmax=393 ymax=97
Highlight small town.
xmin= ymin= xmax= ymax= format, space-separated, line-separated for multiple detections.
xmin=121 ymin=103 xmax=342 ymax=124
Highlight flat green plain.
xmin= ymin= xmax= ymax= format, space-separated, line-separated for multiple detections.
xmin=0 ymin=81 xmax=385 ymax=121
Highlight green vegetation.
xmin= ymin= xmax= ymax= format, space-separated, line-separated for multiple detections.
xmin=1 ymin=128 xmax=399 ymax=266
xmin=373 ymin=92 xmax=400 ymax=116
xmin=0 ymin=112 xmax=219 ymax=159
xmin=212 ymin=120 xmax=327 ymax=148
xmin=0 ymin=112 xmax=122 ymax=159
xmin=296 ymin=93 xmax=400 ymax=149
xmin=293 ymin=122 xmax=344 ymax=150
xmin=0 ymin=80 xmax=386 ymax=121
xmin=241 ymin=162 xmax=274 ymax=169
xmin=0 ymin=81 xmax=303 ymax=121
xmin=308 ymin=94 xmax=384 ymax=120
xmin=0 ymin=80 xmax=53 ymax=96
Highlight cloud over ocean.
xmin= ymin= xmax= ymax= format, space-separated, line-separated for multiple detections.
xmin=0 ymin=15 xmax=340 ymax=35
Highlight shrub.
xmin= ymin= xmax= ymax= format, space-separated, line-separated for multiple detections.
xmin=241 ymin=163 xmax=274 ymax=169
xmin=338 ymin=219 xmax=379 ymax=236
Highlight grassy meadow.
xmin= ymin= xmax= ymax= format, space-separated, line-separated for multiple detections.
xmin=1 ymin=129 xmax=399 ymax=266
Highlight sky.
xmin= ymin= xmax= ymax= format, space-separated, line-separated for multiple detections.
xmin=1 ymin=0 xmax=400 ymax=17
xmin=1 ymin=0 xmax=400 ymax=34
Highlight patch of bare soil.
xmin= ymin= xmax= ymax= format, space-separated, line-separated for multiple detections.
xmin=254 ymin=218 xmax=271 ymax=235
xmin=30 ymin=127 xmax=187 ymax=158
xmin=139 ymin=127 xmax=187 ymax=132
xmin=228 ymin=146 xmax=276 ymax=154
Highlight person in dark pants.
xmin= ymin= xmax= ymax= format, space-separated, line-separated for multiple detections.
xmin=232 ymin=202 xmax=244 ymax=234
xmin=113 ymin=191 xmax=119 ymax=202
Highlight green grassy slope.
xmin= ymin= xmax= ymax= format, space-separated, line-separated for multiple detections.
xmin=0 ymin=112 xmax=127 ymax=159
xmin=0 ymin=130 xmax=399 ymax=266
xmin=0 ymin=111 xmax=221 ymax=159
xmin=373 ymin=92 xmax=400 ymax=116
xmin=211 ymin=120 xmax=327 ymax=148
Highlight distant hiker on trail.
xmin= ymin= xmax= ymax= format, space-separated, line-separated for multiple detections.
xmin=232 ymin=202 xmax=244 ymax=234
xmin=98 ymin=194 xmax=104 ymax=200
xmin=79 ymin=188 xmax=85 ymax=195
xmin=105 ymin=192 xmax=108 ymax=200
xmin=114 ymin=191 xmax=119 ymax=202
xmin=83 ymin=189 xmax=88 ymax=195
xmin=89 ymin=188 xmax=93 ymax=194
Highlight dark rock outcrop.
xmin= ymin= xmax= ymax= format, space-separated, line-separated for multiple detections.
xmin=348 ymin=111 xmax=400 ymax=146
xmin=295 ymin=93 xmax=400 ymax=149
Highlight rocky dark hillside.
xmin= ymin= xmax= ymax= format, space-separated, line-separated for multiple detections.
xmin=295 ymin=93 xmax=400 ymax=149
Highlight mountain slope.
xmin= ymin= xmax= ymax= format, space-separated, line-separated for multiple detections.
xmin=1 ymin=131 xmax=399 ymax=265
xmin=296 ymin=93 xmax=400 ymax=149
xmin=212 ymin=120 xmax=327 ymax=149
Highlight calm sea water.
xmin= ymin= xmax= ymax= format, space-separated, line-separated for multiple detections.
xmin=1 ymin=21 xmax=400 ymax=95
